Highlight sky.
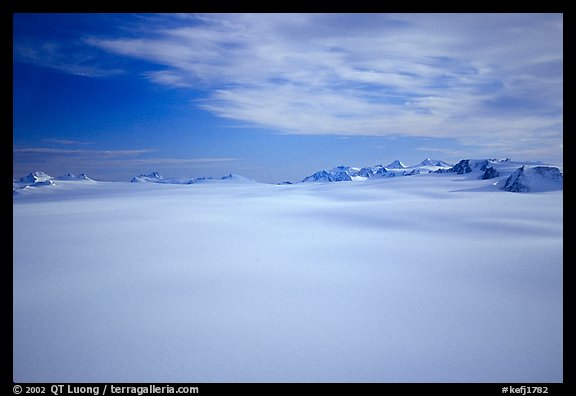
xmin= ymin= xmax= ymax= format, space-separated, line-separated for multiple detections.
xmin=13 ymin=13 xmax=563 ymax=183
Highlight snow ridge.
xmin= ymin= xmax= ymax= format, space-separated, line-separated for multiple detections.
xmin=55 ymin=173 xmax=92 ymax=181
xmin=129 ymin=172 xmax=256 ymax=184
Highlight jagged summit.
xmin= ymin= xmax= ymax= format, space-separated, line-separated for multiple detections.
xmin=19 ymin=171 xmax=53 ymax=184
xmin=54 ymin=173 xmax=92 ymax=181
xmin=131 ymin=172 xmax=164 ymax=183
xmin=418 ymin=158 xmax=452 ymax=167
xmin=502 ymin=166 xmax=563 ymax=192
xmin=303 ymin=170 xmax=352 ymax=183
xmin=385 ymin=160 xmax=406 ymax=169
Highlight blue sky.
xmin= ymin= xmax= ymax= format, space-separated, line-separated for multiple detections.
xmin=13 ymin=13 xmax=563 ymax=182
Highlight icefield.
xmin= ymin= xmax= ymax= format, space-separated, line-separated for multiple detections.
xmin=13 ymin=173 xmax=563 ymax=382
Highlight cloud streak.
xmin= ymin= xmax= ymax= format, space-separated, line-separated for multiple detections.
xmin=42 ymin=138 xmax=96 ymax=145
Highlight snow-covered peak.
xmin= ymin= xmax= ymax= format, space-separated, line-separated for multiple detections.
xmin=418 ymin=158 xmax=435 ymax=166
xmin=302 ymin=170 xmax=330 ymax=182
xmin=373 ymin=167 xmax=390 ymax=177
xmin=130 ymin=172 xmax=164 ymax=183
xmin=385 ymin=160 xmax=406 ymax=169
xmin=13 ymin=171 xmax=57 ymax=193
xmin=54 ymin=173 xmax=93 ymax=181
xmin=502 ymin=165 xmax=563 ymax=193
xmin=356 ymin=167 xmax=374 ymax=178
xmin=19 ymin=171 xmax=53 ymax=184
xmin=434 ymin=158 xmax=507 ymax=176
xmin=302 ymin=169 xmax=352 ymax=183
xmin=452 ymin=159 xmax=473 ymax=174
xmin=417 ymin=158 xmax=452 ymax=168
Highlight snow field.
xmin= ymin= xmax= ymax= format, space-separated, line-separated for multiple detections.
xmin=13 ymin=176 xmax=562 ymax=382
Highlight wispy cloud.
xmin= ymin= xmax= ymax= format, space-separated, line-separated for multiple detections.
xmin=42 ymin=138 xmax=95 ymax=145
xmin=14 ymin=147 xmax=235 ymax=162
xmin=14 ymin=39 xmax=124 ymax=78
xmin=16 ymin=13 xmax=562 ymax=160
xmin=14 ymin=147 xmax=155 ymax=157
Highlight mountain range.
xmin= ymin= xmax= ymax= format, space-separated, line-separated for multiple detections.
xmin=297 ymin=157 xmax=562 ymax=192
xmin=13 ymin=157 xmax=563 ymax=194
xmin=302 ymin=158 xmax=453 ymax=182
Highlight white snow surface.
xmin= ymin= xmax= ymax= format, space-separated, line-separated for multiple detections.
xmin=13 ymin=175 xmax=563 ymax=382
